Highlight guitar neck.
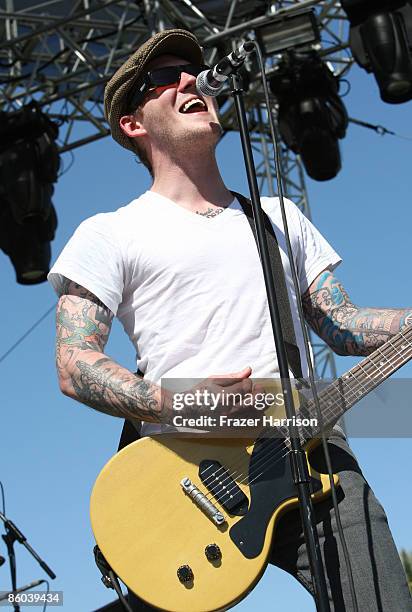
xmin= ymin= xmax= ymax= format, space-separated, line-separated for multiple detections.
xmin=300 ymin=325 xmax=412 ymax=441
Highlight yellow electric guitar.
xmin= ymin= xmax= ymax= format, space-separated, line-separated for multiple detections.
xmin=90 ymin=326 xmax=412 ymax=612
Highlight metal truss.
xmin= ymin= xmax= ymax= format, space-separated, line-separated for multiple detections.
xmin=0 ymin=1 xmax=350 ymax=151
xmin=0 ymin=0 xmax=349 ymax=378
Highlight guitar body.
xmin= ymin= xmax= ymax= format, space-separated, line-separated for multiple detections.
xmin=90 ymin=433 xmax=338 ymax=612
xmin=90 ymin=327 xmax=412 ymax=610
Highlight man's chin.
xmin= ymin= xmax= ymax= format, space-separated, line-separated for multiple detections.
xmin=181 ymin=121 xmax=222 ymax=146
xmin=210 ymin=120 xmax=224 ymax=138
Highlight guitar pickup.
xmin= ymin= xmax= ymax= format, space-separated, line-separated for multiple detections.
xmin=199 ymin=460 xmax=249 ymax=516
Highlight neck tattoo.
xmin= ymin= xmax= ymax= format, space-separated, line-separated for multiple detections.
xmin=195 ymin=206 xmax=225 ymax=219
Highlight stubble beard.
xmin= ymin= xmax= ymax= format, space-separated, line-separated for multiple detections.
xmin=152 ymin=114 xmax=223 ymax=165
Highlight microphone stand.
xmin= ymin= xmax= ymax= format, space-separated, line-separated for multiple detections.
xmin=0 ymin=511 xmax=56 ymax=612
xmin=1 ymin=521 xmax=18 ymax=612
xmin=230 ymin=72 xmax=331 ymax=612
xmin=0 ymin=580 xmax=46 ymax=602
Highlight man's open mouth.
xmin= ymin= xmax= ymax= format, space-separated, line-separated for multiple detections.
xmin=179 ymin=98 xmax=207 ymax=114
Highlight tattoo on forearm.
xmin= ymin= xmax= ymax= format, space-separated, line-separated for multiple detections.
xmin=70 ymin=357 xmax=166 ymax=422
xmin=303 ymin=271 xmax=412 ymax=356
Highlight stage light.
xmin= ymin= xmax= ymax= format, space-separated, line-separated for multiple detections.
xmin=0 ymin=103 xmax=59 ymax=284
xmin=269 ymin=51 xmax=348 ymax=181
xmin=255 ymin=8 xmax=320 ymax=55
xmin=341 ymin=0 xmax=412 ymax=103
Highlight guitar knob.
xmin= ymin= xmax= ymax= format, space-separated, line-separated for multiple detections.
xmin=205 ymin=543 xmax=222 ymax=561
xmin=177 ymin=565 xmax=194 ymax=583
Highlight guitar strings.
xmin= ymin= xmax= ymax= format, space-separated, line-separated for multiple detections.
xmin=200 ymin=355 xmax=406 ymax=509
xmin=220 ymin=329 xmax=412 ymax=499
xmin=221 ymin=329 xmax=412 ymax=501
xmin=198 ymin=341 xmax=406 ymax=504
xmin=196 ymin=329 xmax=412 ymax=508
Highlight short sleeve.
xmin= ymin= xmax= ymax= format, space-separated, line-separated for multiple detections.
xmin=291 ymin=205 xmax=342 ymax=293
xmin=47 ymin=214 xmax=124 ymax=315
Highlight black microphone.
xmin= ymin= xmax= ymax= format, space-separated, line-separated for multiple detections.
xmin=196 ymin=41 xmax=255 ymax=97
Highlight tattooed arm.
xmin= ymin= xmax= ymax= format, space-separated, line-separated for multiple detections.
xmin=55 ymin=278 xmax=171 ymax=422
xmin=302 ymin=269 xmax=412 ymax=356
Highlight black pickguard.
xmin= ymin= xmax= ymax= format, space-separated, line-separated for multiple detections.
xmin=229 ymin=435 xmax=321 ymax=558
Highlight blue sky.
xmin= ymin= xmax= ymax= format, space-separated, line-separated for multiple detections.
xmin=0 ymin=64 xmax=411 ymax=611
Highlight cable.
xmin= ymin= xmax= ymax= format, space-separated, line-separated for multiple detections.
xmin=41 ymin=580 xmax=50 ymax=612
xmin=109 ymin=572 xmax=133 ymax=612
xmin=339 ymin=78 xmax=351 ymax=97
xmin=0 ymin=484 xmax=6 ymax=575
xmin=0 ymin=482 xmax=5 ymax=516
xmin=57 ymin=150 xmax=75 ymax=178
xmin=0 ymin=304 xmax=56 ymax=366
xmin=349 ymin=116 xmax=412 ymax=141
xmin=253 ymin=39 xmax=359 ymax=611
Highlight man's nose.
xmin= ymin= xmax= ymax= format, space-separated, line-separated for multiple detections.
xmin=178 ymin=71 xmax=197 ymax=92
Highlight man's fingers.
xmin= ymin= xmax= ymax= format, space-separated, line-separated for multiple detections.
xmin=253 ymin=383 xmax=265 ymax=394
xmin=211 ymin=366 xmax=252 ymax=386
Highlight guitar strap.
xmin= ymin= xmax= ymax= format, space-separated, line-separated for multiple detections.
xmin=118 ymin=417 xmax=141 ymax=449
xmin=231 ymin=191 xmax=303 ymax=380
xmin=118 ymin=191 xmax=303 ymax=451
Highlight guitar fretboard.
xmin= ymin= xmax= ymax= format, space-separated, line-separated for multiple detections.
xmin=295 ymin=325 xmax=412 ymax=444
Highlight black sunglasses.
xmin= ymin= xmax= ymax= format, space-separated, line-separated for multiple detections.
xmin=127 ymin=64 xmax=209 ymax=111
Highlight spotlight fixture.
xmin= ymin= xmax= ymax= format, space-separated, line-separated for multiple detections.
xmin=341 ymin=0 xmax=412 ymax=103
xmin=0 ymin=103 xmax=59 ymax=284
xmin=269 ymin=51 xmax=348 ymax=181
xmin=255 ymin=8 xmax=320 ymax=55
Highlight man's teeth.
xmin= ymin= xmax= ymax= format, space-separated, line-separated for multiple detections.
xmin=182 ymin=98 xmax=206 ymax=113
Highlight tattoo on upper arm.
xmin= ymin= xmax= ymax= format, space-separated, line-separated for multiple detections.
xmin=302 ymin=270 xmax=412 ymax=356
xmin=56 ymin=296 xmax=113 ymax=352
xmin=54 ymin=279 xmax=166 ymax=422
xmin=55 ymin=280 xmax=114 ymax=380
xmin=59 ymin=278 xmax=106 ymax=307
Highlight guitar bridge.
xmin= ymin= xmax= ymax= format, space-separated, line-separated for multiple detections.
xmin=181 ymin=477 xmax=226 ymax=526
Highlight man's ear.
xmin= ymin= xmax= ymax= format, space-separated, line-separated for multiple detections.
xmin=119 ymin=113 xmax=147 ymax=139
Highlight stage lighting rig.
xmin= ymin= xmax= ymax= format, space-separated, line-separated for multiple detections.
xmin=0 ymin=103 xmax=59 ymax=284
xmin=268 ymin=51 xmax=348 ymax=182
xmin=255 ymin=7 xmax=320 ymax=55
xmin=341 ymin=0 xmax=412 ymax=103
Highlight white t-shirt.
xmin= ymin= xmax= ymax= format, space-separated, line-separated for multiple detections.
xmin=48 ymin=191 xmax=341 ymax=434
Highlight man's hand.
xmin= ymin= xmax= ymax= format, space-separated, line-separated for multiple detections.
xmin=165 ymin=366 xmax=265 ymax=422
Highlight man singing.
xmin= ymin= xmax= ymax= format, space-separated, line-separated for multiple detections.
xmin=48 ymin=29 xmax=412 ymax=611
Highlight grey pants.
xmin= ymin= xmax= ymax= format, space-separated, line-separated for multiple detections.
xmin=127 ymin=434 xmax=412 ymax=611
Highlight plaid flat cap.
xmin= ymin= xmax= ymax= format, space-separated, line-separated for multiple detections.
xmin=104 ymin=28 xmax=203 ymax=152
